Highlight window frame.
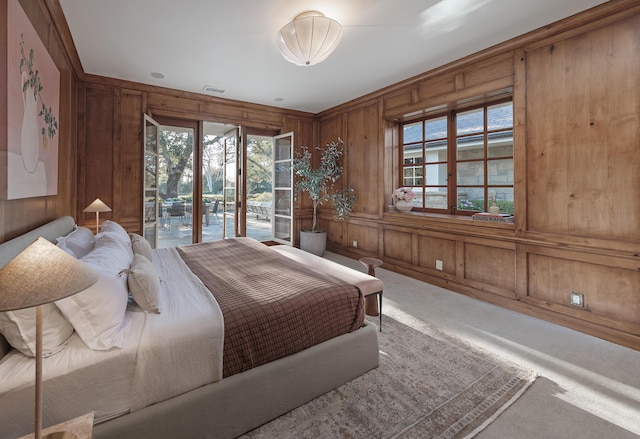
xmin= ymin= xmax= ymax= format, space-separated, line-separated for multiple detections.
xmin=399 ymin=98 xmax=514 ymax=216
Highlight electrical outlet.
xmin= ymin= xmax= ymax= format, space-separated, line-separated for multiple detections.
xmin=352 ymin=240 xmax=357 ymax=248
xmin=435 ymin=260 xmax=443 ymax=271
xmin=570 ymin=291 xmax=584 ymax=307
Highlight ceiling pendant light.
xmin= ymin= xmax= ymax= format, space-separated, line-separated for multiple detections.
xmin=276 ymin=11 xmax=343 ymax=66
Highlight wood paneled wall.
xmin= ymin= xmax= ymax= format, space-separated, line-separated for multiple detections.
xmin=315 ymin=1 xmax=640 ymax=349
xmin=2 ymin=0 xmax=638 ymax=349
xmin=75 ymin=77 xmax=317 ymax=235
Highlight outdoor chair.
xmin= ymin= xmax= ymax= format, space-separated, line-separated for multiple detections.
xmin=168 ymin=201 xmax=186 ymax=228
xmin=210 ymin=199 xmax=220 ymax=225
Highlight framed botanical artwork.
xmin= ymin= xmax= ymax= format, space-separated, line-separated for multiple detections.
xmin=1 ymin=0 xmax=60 ymax=199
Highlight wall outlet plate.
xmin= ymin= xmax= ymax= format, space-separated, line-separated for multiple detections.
xmin=570 ymin=291 xmax=584 ymax=307
xmin=435 ymin=260 xmax=443 ymax=271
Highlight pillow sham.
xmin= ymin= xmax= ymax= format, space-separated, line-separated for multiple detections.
xmin=129 ymin=233 xmax=153 ymax=261
xmin=55 ymin=232 xmax=131 ymax=350
xmin=99 ymin=220 xmax=130 ymax=246
xmin=56 ymin=226 xmax=95 ymax=258
xmin=127 ymin=254 xmax=160 ymax=313
xmin=0 ymin=303 xmax=74 ymax=357
xmin=95 ymin=231 xmax=134 ymax=268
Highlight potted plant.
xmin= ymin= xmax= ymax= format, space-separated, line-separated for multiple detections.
xmin=293 ymin=138 xmax=356 ymax=255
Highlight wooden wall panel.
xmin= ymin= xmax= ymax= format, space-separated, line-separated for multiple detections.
xmin=346 ymin=102 xmax=380 ymax=216
xmin=119 ymin=91 xmax=143 ymax=231
xmin=525 ymin=14 xmax=640 ymax=241
xmin=464 ymin=243 xmax=515 ymax=293
xmin=383 ymin=229 xmax=413 ymax=263
xmin=347 ymin=223 xmax=379 ymax=254
xmin=417 ymin=235 xmax=456 ymax=274
xmin=528 ymin=253 xmax=640 ymax=325
xmin=78 ymin=87 xmax=115 ymax=228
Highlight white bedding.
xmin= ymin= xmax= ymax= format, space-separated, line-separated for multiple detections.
xmin=0 ymin=248 xmax=223 ymax=439
xmin=0 ymin=241 xmax=378 ymax=439
xmin=129 ymin=247 xmax=223 ymax=411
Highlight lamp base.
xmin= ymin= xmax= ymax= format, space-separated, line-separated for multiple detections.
xmin=44 ymin=432 xmax=78 ymax=439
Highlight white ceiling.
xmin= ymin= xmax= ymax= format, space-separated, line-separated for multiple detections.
xmin=58 ymin=0 xmax=609 ymax=114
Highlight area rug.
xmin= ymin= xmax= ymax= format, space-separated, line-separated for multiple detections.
xmin=241 ymin=307 xmax=536 ymax=439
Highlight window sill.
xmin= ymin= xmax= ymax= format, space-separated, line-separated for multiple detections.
xmin=384 ymin=209 xmax=516 ymax=230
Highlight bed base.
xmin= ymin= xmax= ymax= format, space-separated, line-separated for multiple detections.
xmin=93 ymin=323 xmax=379 ymax=439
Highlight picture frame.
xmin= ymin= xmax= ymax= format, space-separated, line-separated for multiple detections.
xmin=1 ymin=0 xmax=60 ymax=200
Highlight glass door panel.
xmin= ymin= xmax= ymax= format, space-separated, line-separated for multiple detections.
xmin=223 ymin=128 xmax=239 ymax=238
xmin=245 ymin=135 xmax=273 ymax=242
xmin=272 ymin=132 xmax=294 ymax=245
xmin=157 ymin=124 xmax=194 ymax=248
xmin=143 ymin=114 xmax=159 ymax=248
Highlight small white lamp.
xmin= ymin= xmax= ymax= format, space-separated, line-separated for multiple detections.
xmin=0 ymin=237 xmax=98 ymax=439
xmin=83 ymin=198 xmax=112 ymax=233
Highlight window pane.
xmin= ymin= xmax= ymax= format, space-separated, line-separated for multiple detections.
xmin=457 ymin=161 xmax=484 ymax=186
xmin=145 ymin=154 xmax=157 ymax=188
xmin=425 ymin=140 xmax=447 ymax=162
xmin=403 ymin=121 xmax=422 ymax=143
xmin=426 ymin=187 xmax=447 ymax=209
xmin=404 ymin=144 xmax=422 ymax=163
xmin=457 ymin=137 xmax=484 ymax=160
xmin=490 ymin=187 xmax=514 ymax=214
xmin=457 ymin=108 xmax=484 ymax=135
xmin=425 ymin=116 xmax=447 ymax=140
xmin=488 ymin=131 xmax=513 ymax=158
xmin=488 ymin=159 xmax=514 ymax=185
xmin=425 ymin=163 xmax=447 ymax=185
xmin=487 ymin=102 xmax=513 ymax=131
xmin=457 ymin=188 xmax=484 ymax=211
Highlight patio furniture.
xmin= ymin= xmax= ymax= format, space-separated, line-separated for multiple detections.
xmin=168 ymin=201 xmax=186 ymax=228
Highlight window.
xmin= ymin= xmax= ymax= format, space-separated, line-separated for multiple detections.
xmin=400 ymin=100 xmax=514 ymax=215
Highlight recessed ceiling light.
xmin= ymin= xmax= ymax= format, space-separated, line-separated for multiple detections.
xmin=150 ymin=72 xmax=165 ymax=79
xmin=203 ymin=85 xmax=225 ymax=94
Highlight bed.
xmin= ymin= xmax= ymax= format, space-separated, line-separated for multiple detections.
xmin=0 ymin=216 xmax=381 ymax=439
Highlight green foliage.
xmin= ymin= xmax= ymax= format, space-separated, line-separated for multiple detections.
xmin=293 ymin=139 xmax=356 ymax=232
xmin=19 ymin=34 xmax=58 ymax=140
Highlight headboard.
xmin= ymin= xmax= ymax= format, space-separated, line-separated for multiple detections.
xmin=0 ymin=216 xmax=76 ymax=358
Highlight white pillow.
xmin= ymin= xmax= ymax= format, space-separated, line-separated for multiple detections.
xmin=100 ymin=220 xmax=130 ymax=246
xmin=0 ymin=303 xmax=74 ymax=357
xmin=127 ymin=254 xmax=160 ymax=313
xmin=55 ymin=233 xmax=130 ymax=350
xmin=95 ymin=231 xmax=134 ymax=268
xmin=56 ymin=240 xmax=77 ymax=258
xmin=56 ymin=226 xmax=95 ymax=258
xmin=129 ymin=233 xmax=153 ymax=261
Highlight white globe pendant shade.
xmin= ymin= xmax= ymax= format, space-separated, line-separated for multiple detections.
xmin=276 ymin=11 xmax=343 ymax=66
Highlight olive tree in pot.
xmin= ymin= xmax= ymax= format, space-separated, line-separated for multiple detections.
xmin=293 ymin=138 xmax=356 ymax=256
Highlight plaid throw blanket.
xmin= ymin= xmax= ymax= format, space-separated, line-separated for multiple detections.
xmin=177 ymin=238 xmax=365 ymax=377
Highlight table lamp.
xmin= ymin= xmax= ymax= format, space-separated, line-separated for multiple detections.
xmin=83 ymin=198 xmax=112 ymax=233
xmin=0 ymin=237 xmax=98 ymax=439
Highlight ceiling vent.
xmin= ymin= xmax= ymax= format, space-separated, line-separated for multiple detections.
xmin=203 ymin=85 xmax=225 ymax=94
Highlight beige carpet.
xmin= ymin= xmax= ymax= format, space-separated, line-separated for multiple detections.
xmin=242 ymin=307 xmax=536 ymax=438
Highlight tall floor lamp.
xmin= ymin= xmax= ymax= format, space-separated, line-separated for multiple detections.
xmin=0 ymin=238 xmax=98 ymax=439
xmin=83 ymin=198 xmax=112 ymax=233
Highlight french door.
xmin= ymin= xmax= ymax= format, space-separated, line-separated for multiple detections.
xmin=272 ymin=132 xmax=294 ymax=244
xmin=145 ymin=113 xmax=293 ymax=246
xmin=143 ymin=114 xmax=160 ymax=248
xmin=222 ymin=128 xmax=239 ymax=239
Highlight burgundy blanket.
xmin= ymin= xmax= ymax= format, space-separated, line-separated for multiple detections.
xmin=177 ymin=238 xmax=365 ymax=377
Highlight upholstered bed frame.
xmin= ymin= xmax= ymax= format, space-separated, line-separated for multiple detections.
xmin=0 ymin=217 xmax=380 ymax=439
